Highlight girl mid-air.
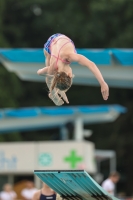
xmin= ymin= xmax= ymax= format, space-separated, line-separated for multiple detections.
xmin=37 ymin=33 xmax=109 ymax=106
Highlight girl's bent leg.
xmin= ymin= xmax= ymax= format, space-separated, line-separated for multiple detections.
xmin=37 ymin=50 xmax=50 ymax=75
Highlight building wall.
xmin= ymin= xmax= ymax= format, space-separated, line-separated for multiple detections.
xmin=0 ymin=141 xmax=97 ymax=174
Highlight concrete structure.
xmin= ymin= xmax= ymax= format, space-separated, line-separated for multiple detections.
xmin=0 ymin=141 xmax=96 ymax=188
xmin=0 ymin=105 xmax=126 ymax=140
xmin=0 ymin=48 xmax=133 ymax=88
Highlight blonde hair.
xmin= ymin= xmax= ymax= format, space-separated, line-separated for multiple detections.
xmin=51 ymin=72 xmax=72 ymax=91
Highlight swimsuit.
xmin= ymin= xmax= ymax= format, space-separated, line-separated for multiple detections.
xmin=44 ymin=33 xmax=76 ymax=54
xmin=44 ymin=33 xmax=62 ymax=54
xmin=44 ymin=33 xmax=76 ymax=68
xmin=40 ymin=192 xmax=56 ymax=200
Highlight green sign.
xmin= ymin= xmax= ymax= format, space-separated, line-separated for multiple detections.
xmin=39 ymin=153 xmax=52 ymax=166
xmin=64 ymin=150 xmax=83 ymax=169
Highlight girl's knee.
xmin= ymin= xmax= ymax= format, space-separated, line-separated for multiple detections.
xmin=48 ymin=93 xmax=52 ymax=99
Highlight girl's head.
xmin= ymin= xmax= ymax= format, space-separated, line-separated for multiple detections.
xmin=51 ymin=72 xmax=72 ymax=91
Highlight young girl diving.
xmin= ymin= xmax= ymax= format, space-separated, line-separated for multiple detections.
xmin=37 ymin=33 xmax=109 ymax=106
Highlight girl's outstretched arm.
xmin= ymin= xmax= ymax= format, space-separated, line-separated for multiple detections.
xmin=68 ymin=53 xmax=109 ymax=100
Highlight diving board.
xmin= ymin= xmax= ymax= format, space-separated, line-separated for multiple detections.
xmin=0 ymin=105 xmax=126 ymax=135
xmin=34 ymin=170 xmax=119 ymax=200
xmin=0 ymin=48 xmax=133 ymax=88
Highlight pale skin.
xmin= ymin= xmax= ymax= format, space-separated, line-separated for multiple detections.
xmin=32 ymin=184 xmax=56 ymax=200
xmin=37 ymin=35 xmax=109 ymax=105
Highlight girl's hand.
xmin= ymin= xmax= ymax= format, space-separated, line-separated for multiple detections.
xmin=49 ymin=89 xmax=69 ymax=106
xmin=101 ymin=82 xmax=109 ymax=100
xmin=49 ymin=92 xmax=64 ymax=106
xmin=58 ymin=91 xmax=69 ymax=104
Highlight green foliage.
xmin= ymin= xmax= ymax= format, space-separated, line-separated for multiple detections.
xmin=0 ymin=65 xmax=23 ymax=107
xmin=1 ymin=0 xmax=133 ymax=48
